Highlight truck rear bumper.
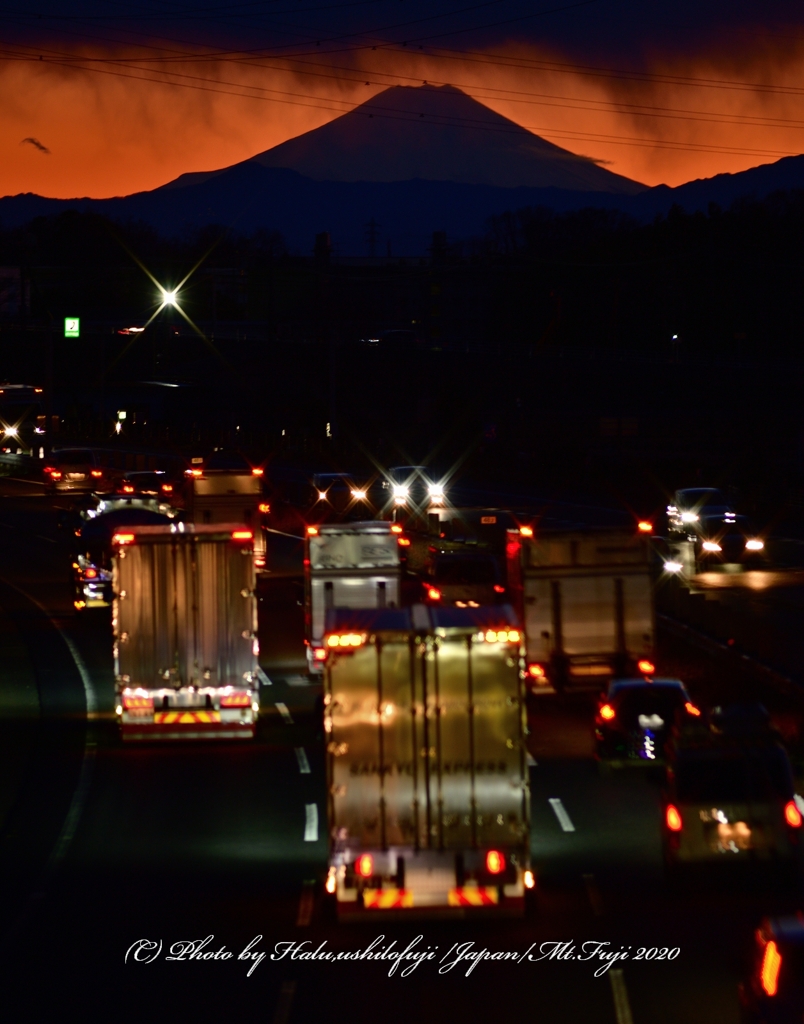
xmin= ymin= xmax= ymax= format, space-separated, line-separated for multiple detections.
xmin=336 ymin=896 xmax=525 ymax=921
xmin=120 ymin=717 xmax=256 ymax=741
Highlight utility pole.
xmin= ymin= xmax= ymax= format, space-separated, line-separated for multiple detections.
xmin=44 ymin=317 xmax=53 ymax=457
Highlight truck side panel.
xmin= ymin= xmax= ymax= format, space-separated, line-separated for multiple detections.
xmin=312 ymin=575 xmax=401 ymax=644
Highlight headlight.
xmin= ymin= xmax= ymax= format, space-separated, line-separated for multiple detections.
xmin=663 ymin=561 xmax=683 ymax=573
xmin=702 ymin=541 xmax=721 ymax=552
xmin=350 ymin=489 xmax=366 ymax=500
xmin=392 ymin=484 xmax=408 ymax=498
xmin=680 ymin=512 xmax=699 ymax=523
xmin=317 ymin=491 xmax=327 ymax=501
xmin=745 ymin=539 xmax=764 ymax=551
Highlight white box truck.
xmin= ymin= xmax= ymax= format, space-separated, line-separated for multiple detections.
xmin=322 ymin=603 xmax=532 ymax=918
xmin=112 ymin=522 xmax=260 ymax=740
xmin=506 ymin=526 xmax=655 ymax=691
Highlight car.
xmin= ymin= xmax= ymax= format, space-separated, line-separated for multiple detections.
xmin=694 ymin=511 xmax=767 ymax=567
xmin=43 ymin=448 xmax=106 ymax=492
xmin=384 ymin=465 xmax=447 ymax=515
xmin=738 ymin=913 xmax=804 ymax=1023
xmin=422 ymin=551 xmax=507 ymax=607
xmin=116 ymin=470 xmax=178 ymax=499
xmin=667 ymin=487 xmax=735 ymax=536
xmin=662 ymin=703 xmax=802 ymax=876
xmin=595 ymin=677 xmax=700 ymax=768
xmin=310 ymin=472 xmax=376 ymax=522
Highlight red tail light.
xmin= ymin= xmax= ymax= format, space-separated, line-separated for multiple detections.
xmin=638 ymin=659 xmax=655 ymax=674
xmin=427 ymin=586 xmax=442 ymax=601
xmin=637 ymin=521 xmax=652 ymax=533
xmin=161 ymin=484 xmax=173 ymax=493
xmin=493 ymin=584 xmax=505 ymax=593
xmin=760 ymin=940 xmax=782 ymax=996
xmin=485 ymin=850 xmax=505 ymax=875
xmin=313 ymin=648 xmax=328 ymax=662
xmin=519 ymin=526 xmax=533 ymax=537
xmin=397 ymin=537 xmax=411 ymax=547
xmin=122 ymin=485 xmax=135 ymax=493
xmin=599 ymin=703 xmax=616 ymax=721
xmin=252 ymin=467 xmax=264 ymax=476
xmin=390 ymin=524 xmax=403 ymax=534
xmin=685 ymin=701 xmax=701 ymax=717
xmin=784 ymin=800 xmax=802 ymax=828
xmin=91 ymin=469 xmax=102 ymax=478
xmin=112 ymin=532 xmax=135 ymax=545
xmin=258 ymin=502 xmax=270 ymax=513
xmin=528 ymin=663 xmax=546 ymax=681
xmin=231 ymin=530 xmax=253 ymax=541
xmin=221 ymin=692 xmax=250 ymax=707
xmin=666 ymin=804 xmax=682 ymax=832
xmin=190 ymin=469 xmax=202 ymax=478
xmin=83 ymin=568 xmax=98 ymax=579
xmin=355 ymin=853 xmax=373 ymax=878
xmin=50 ymin=470 xmax=62 ymax=480
xmin=307 ymin=526 xmax=319 ymax=536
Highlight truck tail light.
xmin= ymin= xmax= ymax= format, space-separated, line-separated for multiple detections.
xmin=221 ymin=692 xmax=251 ymax=707
xmin=313 ymin=647 xmax=328 ymax=662
xmin=666 ymin=804 xmax=682 ymax=832
xmin=50 ymin=470 xmax=62 ymax=480
xmin=427 ymin=586 xmax=442 ymax=601
xmin=258 ymin=502 xmax=270 ymax=513
xmin=638 ymin=659 xmax=655 ymax=674
xmin=599 ymin=703 xmax=616 ymax=721
xmin=784 ymin=800 xmax=802 ymax=828
xmin=83 ymin=568 xmax=98 ymax=579
xmin=760 ymin=940 xmax=782 ymax=996
xmin=637 ymin=521 xmax=652 ymax=533
xmin=231 ymin=530 xmax=253 ymax=541
xmin=485 ymin=850 xmax=505 ymax=875
xmin=523 ymin=869 xmax=535 ymax=889
xmin=112 ymin=532 xmax=135 ymax=545
xmin=493 ymin=584 xmax=505 ymax=593
xmin=390 ymin=524 xmax=403 ymax=534
xmin=254 ymin=556 xmax=266 ymax=568
xmin=397 ymin=537 xmax=411 ymax=546
xmin=190 ymin=469 xmax=203 ymax=478
xmin=252 ymin=467 xmax=264 ymax=476
xmin=326 ymin=633 xmax=365 ymax=648
xmin=307 ymin=526 xmax=319 ymax=536
xmin=528 ymin=663 xmax=546 ymax=681
xmin=355 ymin=854 xmax=373 ymax=878
xmin=162 ymin=484 xmax=173 ymax=493
xmin=91 ymin=469 xmax=103 ymax=478
xmin=685 ymin=701 xmax=701 ymax=717
xmin=519 ymin=526 xmax=533 ymax=537
xmin=122 ymin=485 xmax=135 ymax=493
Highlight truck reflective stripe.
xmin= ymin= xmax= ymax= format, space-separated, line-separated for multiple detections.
xmin=154 ymin=711 xmax=222 ymax=724
xmin=363 ymin=889 xmax=413 ymax=909
xmin=447 ymin=886 xmax=499 ymax=906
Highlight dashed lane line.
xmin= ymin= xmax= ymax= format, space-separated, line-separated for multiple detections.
xmin=304 ymin=803 xmax=319 ymax=842
xmin=295 ymin=747 xmax=311 ymax=774
xmin=275 ymin=701 xmax=294 ymax=724
xmin=548 ymin=797 xmax=576 ymax=832
xmin=609 ymin=969 xmax=635 ymax=1024
xmin=296 ymin=881 xmax=315 ymax=927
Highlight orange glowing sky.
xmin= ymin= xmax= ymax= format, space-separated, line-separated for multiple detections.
xmin=3 ymin=37 xmax=804 ymax=198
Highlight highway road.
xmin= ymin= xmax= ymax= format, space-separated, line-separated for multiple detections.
xmin=0 ymin=478 xmax=802 ymax=1023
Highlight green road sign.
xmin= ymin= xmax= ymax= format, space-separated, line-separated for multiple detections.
xmin=64 ymin=317 xmax=80 ymax=337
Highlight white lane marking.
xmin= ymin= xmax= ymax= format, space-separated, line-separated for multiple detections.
xmin=272 ymin=980 xmax=297 ymax=1024
xmin=256 ymin=666 xmax=272 ymax=687
xmin=296 ymin=880 xmax=315 ymax=926
xmin=295 ymin=747 xmax=311 ymax=774
xmin=304 ymin=803 xmax=319 ymax=842
xmin=275 ymin=701 xmax=294 ymax=723
xmin=582 ymin=873 xmax=605 ymax=916
xmin=527 ymin=753 xmax=537 ymax=767
xmin=549 ymin=797 xmax=576 ymax=832
xmin=609 ymin=969 xmax=635 ymax=1024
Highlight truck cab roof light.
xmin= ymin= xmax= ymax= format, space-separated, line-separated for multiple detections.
xmin=519 ymin=526 xmax=533 ymax=537
xmin=231 ymin=530 xmax=253 ymax=541
xmin=355 ymin=853 xmax=373 ymax=878
xmin=162 ymin=484 xmax=173 ymax=493
xmin=397 ymin=537 xmax=411 ymax=546
xmin=638 ymin=659 xmax=655 ymax=674
xmin=760 ymin=940 xmax=782 ymax=996
xmin=313 ymin=648 xmax=328 ymax=661
xmin=666 ymin=804 xmax=682 ymax=832
xmin=485 ymin=850 xmax=505 ymax=875
xmin=112 ymin=533 xmax=136 ymax=545
xmin=427 ymin=586 xmax=442 ymax=601
xmin=528 ymin=663 xmax=546 ymax=680
xmin=784 ymin=800 xmax=802 ymax=828
xmin=599 ymin=703 xmax=616 ymax=721
xmin=252 ymin=467 xmax=264 ymax=476
xmin=91 ymin=469 xmax=103 ymax=478
xmin=390 ymin=524 xmax=403 ymax=534
xmin=483 ymin=629 xmax=520 ymax=643
xmin=685 ymin=701 xmax=701 ymax=717
xmin=307 ymin=526 xmax=319 ymax=536
xmin=326 ymin=633 xmax=365 ymax=648
xmin=637 ymin=521 xmax=652 ymax=533
xmin=258 ymin=502 xmax=270 ymax=513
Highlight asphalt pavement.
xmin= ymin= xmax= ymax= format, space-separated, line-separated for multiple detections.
xmin=0 ymin=479 xmax=802 ymax=1023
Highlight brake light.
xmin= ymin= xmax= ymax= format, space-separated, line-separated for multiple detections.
xmin=519 ymin=526 xmax=533 ymax=537
xmin=485 ymin=850 xmax=505 ymax=875
xmin=685 ymin=701 xmax=701 ymax=717
xmin=112 ymin=533 xmax=135 ymax=545
xmin=50 ymin=470 xmax=62 ymax=480
xmin=252 ymin=467 xmax=264 ymax=476
xmin=397 ymin=537 xmax=410 ymax=547
xmin=599 ymin=703 xmax=616 ymax=721
xmin=427 ymin=586 xmax=442 ymax=601
xmin=91 ymin=469 xmax=103 ymax=478
xmin=43 ymin=466 xmax=53 ymax=474
xmin=231 ymin=530 xmax=253 ymax=541
xmin=83 ymin=568 xmax=98 ymax=579
xmin=637 ymin=521 xmax=652 ymax=533
xmin=493 ymin=584 xmax=505 ymax=593
xmin=666 ymin=804 xmax=682 ymax=832
xmin=313 ymin=648 xmax=328 ymax=662
xmin=528 ymin=663 xmax=546 ymax=681
xmin=390 ymin=524 xmax=403 ymax=534
xmin=307 ymin=526 xmax=319 ymax=536
xmin=122 ymin=485 xmax=135 ymax=493
xmin=221 ymin=692 xmax=250 ymax=707
xmin=355 ymin=853 xmax=373 ymax=878
xmin=258 ymin=502 xmax=270 ymax=513
xmin=638 ymin=659 xmax=655 ymax=674
xmin=760 ymin=940 xmax=782 ymax=996
xmin=784 ymin=800 xmax=802 ymax=828
xmin=161 ymin=484 xmax=173 ymax=493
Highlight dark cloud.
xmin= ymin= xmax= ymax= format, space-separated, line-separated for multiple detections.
xmin=20 ymin=137 xmax=51 ymax=154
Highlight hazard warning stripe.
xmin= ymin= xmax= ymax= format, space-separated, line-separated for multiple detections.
xmin=363 ymin=889 xmax=413 ymax=909
xmin=447 ymin=886 xmax=499 ymax=907
xmin=153 ymin=711 xmax=222 ymax=724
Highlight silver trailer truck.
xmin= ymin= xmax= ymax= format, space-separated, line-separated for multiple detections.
xmin=322 ymin=604 xmax=532 ymax=918
xmin=305 ymin=520 xmax=415 ymax=672
xmin=189 ymin=463 xmax=267 ymax=570
xmin=506 ymin=526 xmax=655 ymax=692
xmin=112 ymin=522 xmax=260 ymax=740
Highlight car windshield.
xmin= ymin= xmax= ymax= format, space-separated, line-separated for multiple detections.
xmin=434 ymin=558 xmax=497 ymax=585
xmin=676 ymin=748 xmax=794 ymax=802
xmin=55 ymin=450 xmax=94 ymax=466
xmin=614 ymin=687 xmax=686 ymax=725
